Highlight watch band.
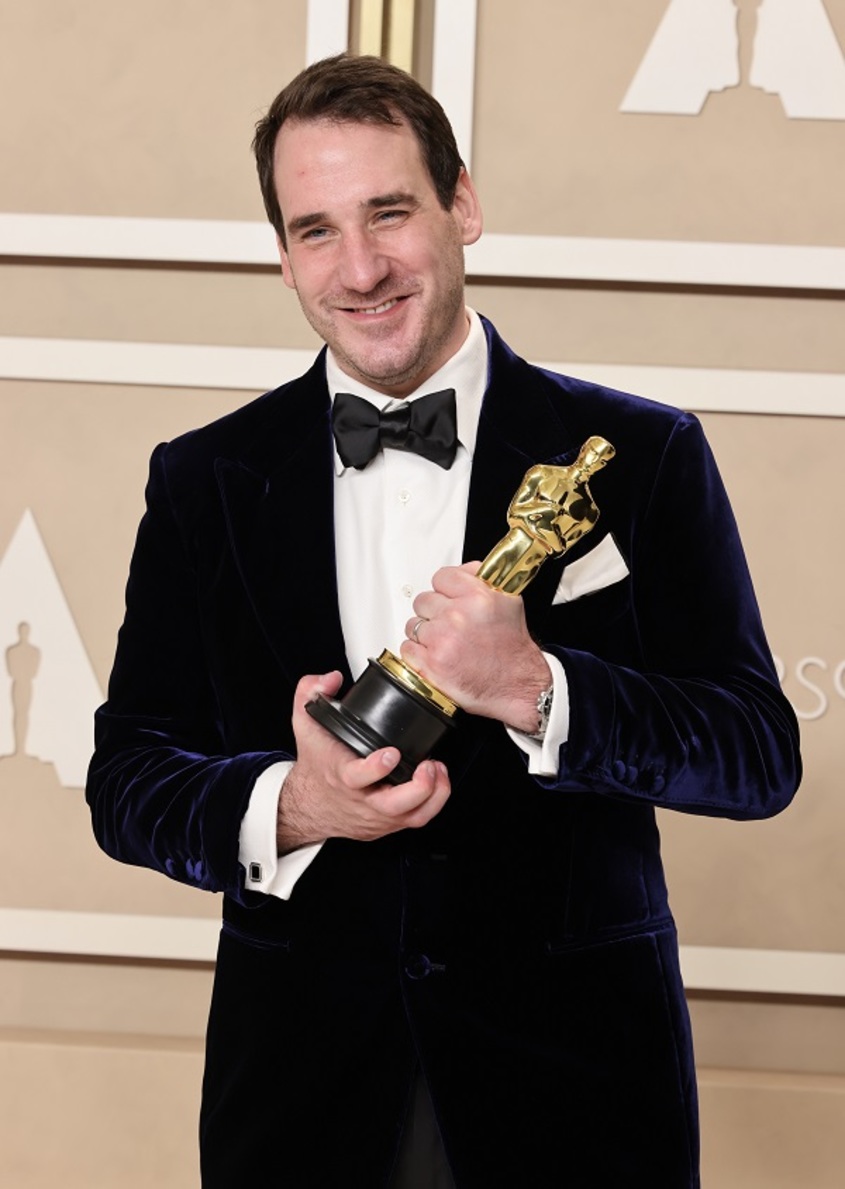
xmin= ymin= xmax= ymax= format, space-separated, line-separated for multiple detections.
xmin=529 ymin=682 xmax=554 ymax=740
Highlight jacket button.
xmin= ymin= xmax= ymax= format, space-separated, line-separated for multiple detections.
xmin=404 ymin=954 xmax=432 ymax=980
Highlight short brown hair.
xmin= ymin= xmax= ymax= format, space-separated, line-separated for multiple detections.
xmin=252 ymin=54 xmax=464 ymax=245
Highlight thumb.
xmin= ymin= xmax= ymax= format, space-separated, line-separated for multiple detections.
xmin=294 ymin=670 xmax=344 ymax=715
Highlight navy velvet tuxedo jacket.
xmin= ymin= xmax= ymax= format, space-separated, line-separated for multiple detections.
xmin=87 ymin=319 xmax=800 ymax=1187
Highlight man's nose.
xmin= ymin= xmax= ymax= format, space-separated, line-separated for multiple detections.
xmin=336 ymin=231 xmax=391 ymax=294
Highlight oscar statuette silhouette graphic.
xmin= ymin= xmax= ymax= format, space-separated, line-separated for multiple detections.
xmin=307 ymin=436 xmax=616 ymax=783
xmin=5 ymin=621 xmax=40 ymax=759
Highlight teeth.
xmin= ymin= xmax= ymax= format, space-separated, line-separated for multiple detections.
xmin=360 ymin=299 xmax=398 ymax=315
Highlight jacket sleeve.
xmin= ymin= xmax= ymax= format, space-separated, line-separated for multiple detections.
xmin=85 ymin=443 xmax=291 ymax=897
xmin=543 ymin=412 xmax=801 ymax=819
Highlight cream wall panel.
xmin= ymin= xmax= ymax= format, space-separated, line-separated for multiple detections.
xmin=0 ymin=381 xmax=248 ymax=694
xmin=0 ymin=262 xmax=318 ymax=349
xmin=0 ymin=957 xmax=212 ymax=1038
xmin=0 ymin=1035 xmax=204 ymax=1189
xmin=698 ymin=1069 xmax=845 ymax=1189
xmin=473 ymin=0 xmax=845 ymax=246
xmin=0 ymin=0 xmax=305 ymax=221
xmin=0 ymin=384 xmax=244 ymax=931
xmin=0 ymin=381 xmax=247 ymax=916
xmin=689 ymin=996 xmax=845 ymax=1078
xmin=660 ymin=412 xmax=844 ymax=956
xmin=464 ymin=283 xmax=845 ymax=377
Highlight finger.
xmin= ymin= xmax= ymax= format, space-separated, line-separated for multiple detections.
xmin=410 ymin=590 xmax=446 ymax=622
xmin=366 ymin=759 xmax=450 ymax=819
xmin=395 ymin=760 xmax=452 ymax=829
xmin=294 ymin=670 xmax=343 ymax=715
xmin=404 ymin=613 xmax=430 ymax=645
xmin=415 ymin=758 xmax=450 ymax=810
xmin=293 ymin=671 xmax=363 ymax=762
xmin=431 ymin=562 xmax=484 ymax=596
xmin=398 ymin=636 xmax=424 ymax=671
xmin=340 ymin=745 xmax=404 ymax=791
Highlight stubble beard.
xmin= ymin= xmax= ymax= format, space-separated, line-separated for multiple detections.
xmin=299 ymin=260 xmax=467 ymax=395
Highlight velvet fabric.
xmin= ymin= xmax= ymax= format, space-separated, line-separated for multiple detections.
xmin=86 ymin=319 xmax=801 ymax=1187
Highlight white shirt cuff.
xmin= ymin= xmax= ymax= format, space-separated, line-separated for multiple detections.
xmin=238 ymin=761 xmax=324 ymax=900
xmin=505 ymin=652 xmax=570 ymax=776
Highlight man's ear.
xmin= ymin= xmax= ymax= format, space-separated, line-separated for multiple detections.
xmin=277 ymin=233 xmax=296 ymax=289
xmin=452 ymin=168 xmax=483 ymax=247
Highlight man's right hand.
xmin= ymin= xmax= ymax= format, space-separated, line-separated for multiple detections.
xmin=276 ymin=672 xmax=451 ymax=854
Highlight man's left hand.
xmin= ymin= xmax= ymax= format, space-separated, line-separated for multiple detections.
xmin=400 ymin=561 xmax=551 ymax=733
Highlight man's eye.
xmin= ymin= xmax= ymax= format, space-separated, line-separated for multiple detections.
xmin=375 ymin=209 xmax=406 ymax=224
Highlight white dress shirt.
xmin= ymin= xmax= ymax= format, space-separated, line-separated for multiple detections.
xmin=238 ymin=311 xmax=570 ymax=899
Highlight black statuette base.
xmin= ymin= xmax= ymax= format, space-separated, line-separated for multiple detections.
xmin=306 ymin=657 xmax=456 ymax=785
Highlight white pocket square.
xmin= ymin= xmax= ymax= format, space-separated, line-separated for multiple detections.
xmin=552 ymin=534 xmax=630 ymax=605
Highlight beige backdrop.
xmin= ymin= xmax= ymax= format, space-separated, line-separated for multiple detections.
xmin=1 ymin=2 xmax=844 ymax=1186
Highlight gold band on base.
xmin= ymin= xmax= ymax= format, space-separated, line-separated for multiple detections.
xmin=377 ymin=650 xmax=459 ymax=718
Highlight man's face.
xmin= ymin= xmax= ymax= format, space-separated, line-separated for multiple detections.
xmin=273 ymin=117 xmax=482 ymax=397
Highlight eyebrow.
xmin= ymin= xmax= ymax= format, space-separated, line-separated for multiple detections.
xmin=285 ymin=192 xmax=420 ymax=236
xmin=286 ymin=211 xmax=329 ymax=236
xmin=365 ymin=191 xmax=418 ymax=210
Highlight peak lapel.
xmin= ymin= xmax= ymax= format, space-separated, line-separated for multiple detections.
xmin=465 ymin=322 xmax=611 ymax=634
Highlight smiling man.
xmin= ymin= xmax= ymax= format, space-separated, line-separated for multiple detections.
xmin=87 ymin=54 xmax=800 ymax=1188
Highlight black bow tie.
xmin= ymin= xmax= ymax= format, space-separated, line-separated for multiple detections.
xmin=332 ymin=388 xmax=458 ymax=471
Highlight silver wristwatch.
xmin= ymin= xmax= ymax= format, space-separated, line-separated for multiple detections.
xmin=530 ymin=683 xmax=554 ymax=740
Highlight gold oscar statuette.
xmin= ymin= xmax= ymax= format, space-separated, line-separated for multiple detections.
xmin=307 ymin=435 xmax=616 ymax=782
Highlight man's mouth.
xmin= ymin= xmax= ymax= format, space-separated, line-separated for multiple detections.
xmin=361 ymin=298 xmax=398 ymax=315
xmin=342 ymin=297 xmax=403 ymax=315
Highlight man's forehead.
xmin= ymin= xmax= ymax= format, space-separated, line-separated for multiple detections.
xmin=272 ymin=117 xmax=430 ymax=218
xmin=273 ymin=115 xmax=419 ymax=166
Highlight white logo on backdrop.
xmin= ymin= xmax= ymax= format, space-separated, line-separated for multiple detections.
xmin=0 ymin=510 xmax=103 ymax=788
xmin=621 ymin=0 xmax=845 ymax=118
xmin=774 ymin=655 xmax=845 ymax=720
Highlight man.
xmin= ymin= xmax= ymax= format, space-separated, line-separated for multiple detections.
xmin=87 ymin=54 xmax=800 ymax=1187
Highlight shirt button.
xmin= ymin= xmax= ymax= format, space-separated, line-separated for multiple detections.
xmin=398 ymin=488 xmax=411 ymax=504
xmin=401 ymin=584 xmax=413 ymax=598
